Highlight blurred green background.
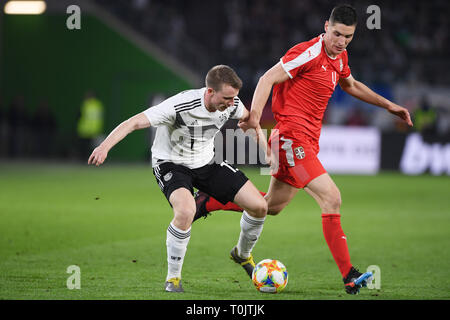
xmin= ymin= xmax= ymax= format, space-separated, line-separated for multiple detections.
xmin=1 ymin=13 xmax=191 ymax=160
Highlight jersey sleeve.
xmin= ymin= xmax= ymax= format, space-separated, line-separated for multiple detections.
xmin=339 ymin=50 xmax=351 ymax=79
xmin=229 ymin=97 xmax=245 ymax=120
xmin=280 ymin=41 xmax=319 ymax=79
xmin=143 ymin=96 xmax=177 ymax=126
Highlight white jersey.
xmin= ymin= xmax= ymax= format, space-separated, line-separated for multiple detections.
xmin=143 ymin=87 xmax=245 ymax=169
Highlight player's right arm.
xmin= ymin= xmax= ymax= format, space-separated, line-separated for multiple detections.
xmin=88 ymin=112 xmax=150 ymax=166
xmin=238 ymin=62 xmax=289 ymax=132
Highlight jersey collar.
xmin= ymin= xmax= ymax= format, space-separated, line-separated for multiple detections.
xmin=200 ymin=87 xmax=209 ymax=112
xmin=320 ymin=33 xmax=340 ymax=60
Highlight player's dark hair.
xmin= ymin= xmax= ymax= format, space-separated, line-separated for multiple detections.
xmin=329 ymin=4 xmax=357 ymax=26
xmin=205 ymin=65 xmax=243 ymax=91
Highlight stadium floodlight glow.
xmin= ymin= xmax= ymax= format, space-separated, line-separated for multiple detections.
xmin=4 ymin=1 xmax=47 ymax=15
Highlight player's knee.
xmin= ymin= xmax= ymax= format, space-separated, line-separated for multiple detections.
xmin=267 ymin=204 xmax=283 ymax=216
xmin=247 ymin=198 xmax=268 ymax=218
xmin=323 ymin=191 xmax=341 ymax=212
xmin=254 ymin=198 xmax=268 ymax=218
xmin=259 ymin=200 xmax=268 ymax=217
xmin=266 ymin=196 xmax=288 ymax=216
xmin=173 ymin=205 xmax=196 ymax=228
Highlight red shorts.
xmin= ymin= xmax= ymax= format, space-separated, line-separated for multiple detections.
xmin=268 ymin=124 xmax=326 ymax=189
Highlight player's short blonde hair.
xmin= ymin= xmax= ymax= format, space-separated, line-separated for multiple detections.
xmin=205 ymin=65 xmax=243 ymax=92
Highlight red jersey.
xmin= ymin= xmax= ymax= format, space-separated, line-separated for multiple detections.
xmin=272 ymin=34 xmax=351 ymax=144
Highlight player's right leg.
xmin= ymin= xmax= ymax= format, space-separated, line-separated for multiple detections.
xmin=164 ymin=187 xmax=196 ymax=293
xmin=193 ymin=173 xmax=298 ymax=220
xmin=192 ymin=190 xmax=267 ymax=221
xmin=153 ymin=162 xmax=195 ymax=293
xmin=170 ymin=187 xmax=196 ymax=230
xmin=192 ymin=174 xmax=297 ymax=221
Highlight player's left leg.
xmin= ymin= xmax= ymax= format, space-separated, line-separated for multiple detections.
xmin=194 ymin=161 xmax=267 ymax=278
xmin=230 ymin=180 xmax=268 ymax=278
xmin=229 ymin=176 xmax=298 ymax=274
xmin=304 ymin=173 xmax=372 ymax=294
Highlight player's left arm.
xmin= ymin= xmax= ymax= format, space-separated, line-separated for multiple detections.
xmin=339 ymin=75 xmax=413 ymax=126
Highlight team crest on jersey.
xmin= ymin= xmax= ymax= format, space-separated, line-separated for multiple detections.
xmin=164 ymin=172 xmax=173 ymax=181
xmin=294 ymin=146 xmax=305 ymax=160
xmin=219 ymin=113 xmax=228 ymax=123
xmin=339 ymin=59 xmax=343 ymax=72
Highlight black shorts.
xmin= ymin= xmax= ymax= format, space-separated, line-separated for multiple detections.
xmin=152 ymin=160 xmax=249 ymax=205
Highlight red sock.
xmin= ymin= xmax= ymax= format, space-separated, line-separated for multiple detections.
xmin=205 ymin=191 xmax=266 ymax=212
xmin=321 ymin=213 xmax=353 ymax=278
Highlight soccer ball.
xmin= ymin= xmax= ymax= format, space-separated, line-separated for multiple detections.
xmin=252 ymin=259 xmax=288 ymax=293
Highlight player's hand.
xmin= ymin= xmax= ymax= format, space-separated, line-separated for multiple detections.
xmin=238 ymin=112 xmax=259 ymax=132
xmin=264 ymin=148 xmax=275 ymax=168
xmin=265 ymin=148 xmax=279 ymax=174
xmin=387 ymin=103 xmax=413 ymax=127
xmin=88 ymin=146 xmax=108 ymax=166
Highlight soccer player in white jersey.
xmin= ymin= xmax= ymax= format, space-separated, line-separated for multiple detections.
xmin=88 ymin=65 xmax=268 ymax=292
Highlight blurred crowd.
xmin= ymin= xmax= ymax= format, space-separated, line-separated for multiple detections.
xmin=92 ymin=0 xmax=449 ymax=135
xmin=1 ymin=0 xmax=449 ymax=160
xmin=0 ymin=95 xmax=57 ymax=159
xmin=94 ymin=0 xmax=449 ymax=100
xmin=0 ymin=92 xmax=104 ymax=160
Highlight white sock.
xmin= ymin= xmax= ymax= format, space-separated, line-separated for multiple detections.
xmin=166 ymin=222 xmax=191 ymax=281
xmin=236 ymin=211 xmax=265 ymax=259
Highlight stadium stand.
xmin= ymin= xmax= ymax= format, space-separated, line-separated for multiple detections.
xmin=93 ymin=0 xmax=449 ymax=103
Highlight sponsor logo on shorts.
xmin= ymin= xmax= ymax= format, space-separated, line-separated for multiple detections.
xmin=164 ymin=172 xmax=173 ymax=181
xmin=294 ymin=146 xmax=305 ymax=160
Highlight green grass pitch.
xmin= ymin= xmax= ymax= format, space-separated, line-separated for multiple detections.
xmin=0 ymin=162 xmax=449 ymax=300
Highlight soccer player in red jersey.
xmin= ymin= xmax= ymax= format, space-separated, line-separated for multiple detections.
xmin=195 ymin=5 xmax=413 ymax=294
